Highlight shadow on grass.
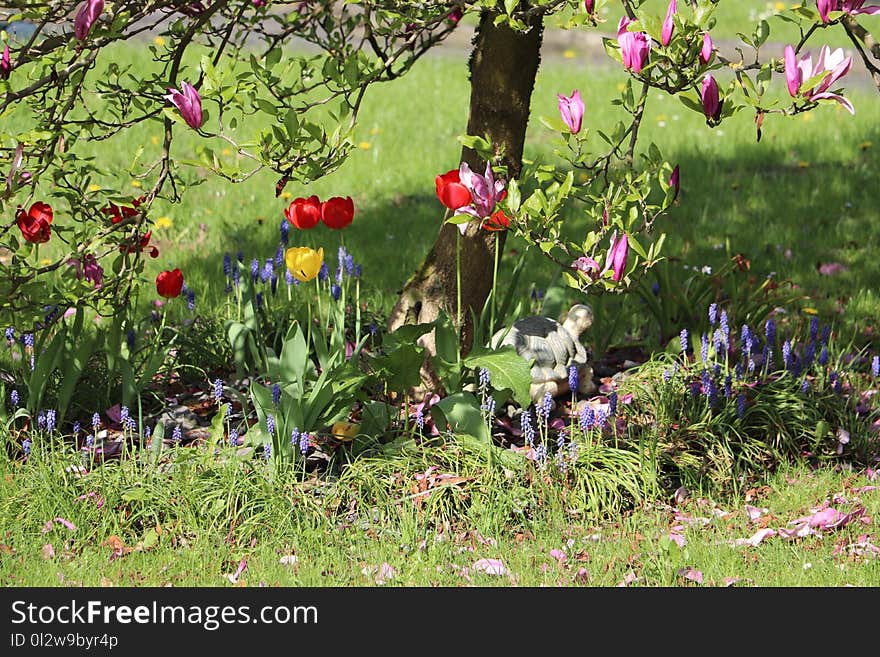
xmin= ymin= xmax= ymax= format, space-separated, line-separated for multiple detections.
xmin=166 ymin=121 xmax=880 ymax=357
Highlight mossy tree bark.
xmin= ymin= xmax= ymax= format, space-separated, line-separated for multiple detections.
xmin=386 ymin=8 xmax=544 ymax=391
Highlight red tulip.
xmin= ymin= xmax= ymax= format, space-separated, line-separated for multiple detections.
xmin=156 ymin=268 xmax=184 ymax=298
xmin=103 ymin=196 xmax=145 ymax=224
xmin=320 ymin=196 xmax=354 ymax=230
xmin=483 ymin=209 xmax=510 ymax=232
xmin=16 ymin=201 xmax=53 ymax=243
xmin=120 ymin=230 xmax=159 ymax=258
xmin=435 ymin=169 xmax=472 ymax=210
xmin=284 ymin=195 xmax=321 ymax=230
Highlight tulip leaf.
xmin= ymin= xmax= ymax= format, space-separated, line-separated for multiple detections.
xmin=506 ymin=178 xmax=521 ymax=213
xmin=431 ymin=392 xmax=490 ymax=443
xmin=464 ymin=345 xmax=533 ymax=409
xmin=150 ymin=422 xmax=165 ymax=467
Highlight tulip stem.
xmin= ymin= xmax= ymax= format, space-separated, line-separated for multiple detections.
xmin=490 ymin=231 xmax=499 ymax=337
xmin=455 ymin=229 xmax=462 ymax=364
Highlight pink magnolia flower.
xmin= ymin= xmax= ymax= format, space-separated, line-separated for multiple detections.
xmin=165 ymin=81 xmax=204 ymax=129
xmin=842 ymin=0 xmax=880 ymax=16
xmin=605 ymin=231 xmax=629 ymax=282
xmin=617 ymin=17 xmax=650 ymax=73
xmin=786 ymin=45 xmax=854 ymax=114
xmin=784 ymin=45 xmax=801 ymax=97
xmin=1 ymin=45 xmax=10 ymax=80
xmin=74 ymin=0 xmax=104 ymax=41
xmin=669 ymin=164 xmax=680 ymax=202
xmin=572 ymin=256 xmax=602 ymax=280
xmin=661 ymin=0 xmax=677 ymax=46
xmin=68 ymin=253 xmax=104 ymax=288
xmin=700 ymin=33 xmax=713 ymax=64
xmin=454 ymin=161 xmax=506 ymax=235
xmin=584 ymin=0 xmax=594 ymax=13
xmin=700 ymin=74 xmax=722 ymax=122
xmin=818 ymin=0 xmax=837 ymax=21
xmin=557 ymin=89 xmax=584 ymax=134
xmin=820 ymin=0 xmax=880 ymax=22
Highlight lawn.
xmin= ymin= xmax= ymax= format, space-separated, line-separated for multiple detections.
xmin=1 ymin=6 xmax=879 ymax=588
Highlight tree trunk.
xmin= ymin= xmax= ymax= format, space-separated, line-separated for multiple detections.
xmin=386 ymin=9 xmax=543 ymax=390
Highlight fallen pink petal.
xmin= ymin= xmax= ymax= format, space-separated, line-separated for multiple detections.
xmin=669 ymin=528 xmax=687 ymax=548
xmin=472 ymin=558 xmax=509 ymax=576
xmin=818 ymin=262 xmax=848 ymax=276
xmin=677 ymin=567 xmax=703 ymax=584
xmin=226 ymin=558 xmax=247 ymax=584
xmin=617 ymin=570 xmax=638 ymax=587
xmin=549 ymin=549 xmax=567 ymax=563
xmin=53 ymin=517 xmax=77 ymax=531
xmin=745 ymin=505 xmax=768 ymax=522
xmin=734 ymin=527 xmax=777 ymax=547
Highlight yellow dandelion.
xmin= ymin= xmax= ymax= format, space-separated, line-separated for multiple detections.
xmin=280 ymin=191 xmax=292 ymax=200
xmin=803 ymin=307 xmax=819 ymax=315
xmin=154 ymin=36 xmax=166 ymax=47
xmin=150 ymin=135 xmax=159 ymax=146
xmin=859 ymin=140 xmax=872 ymax=151
xmin=40 ymin=258 xmax=52 ymax=266
xmin=154 ymin=216 xmax=173 ymax=229
xmin=798 ymin=160 xmax=810 ymax=168
xmin=774 ymin=2 xmax=785 ymax=11
xmin=616 ymin=82 xmax=626 ymax=92
xmin=221 ymin=148 xmax=232 ymax=156
xmin=563 ymin=49 xmax=576 ymax=59
xmin=655 ymin=114 xmax=667 ymax=123
xmin=369 ymin=126 xmax=381 ymax=136
xmin=358 ymin=141 xmax=371 ymax=150
xmin=801 ymin=112 xmax=813 ymax=122
xmin=88 ymin=184 xmax=101 ymax=192
xmin=130 ymin=180 xmax=142 ymax=188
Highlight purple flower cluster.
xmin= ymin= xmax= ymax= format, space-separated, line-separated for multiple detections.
xmin=666 ymin=302 xmax=864 ymax=425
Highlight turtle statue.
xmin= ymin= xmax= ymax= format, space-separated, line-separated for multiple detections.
xmin=490 ymin=304 xmax=597 ymax=404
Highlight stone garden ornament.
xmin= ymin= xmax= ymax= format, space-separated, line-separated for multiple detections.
xmin=491 ymin=304 xmax=596 ymax=404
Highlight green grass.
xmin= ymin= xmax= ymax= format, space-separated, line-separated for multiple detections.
xmin=2 ymin=444 xmax=877 ymax=586
xmin=2 ymin=19 xmax=880 ymax=586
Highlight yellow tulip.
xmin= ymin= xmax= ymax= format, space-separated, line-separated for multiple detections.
xmin=285 ymin=246 xmax=324 ymax=282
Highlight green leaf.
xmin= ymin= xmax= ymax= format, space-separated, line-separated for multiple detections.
xmin=506 ymin=178 xmax=521 ymax=212
xmin=464 ymin=345 xmax=533 ymax=408
xmin=207 ymin=404 xmax=228 ymax=454
xmin=431 ymin=392 xmax=490 ymax=443
xmin=433 ymin=311 xmax=459 ymax=365
xmin=150 ymin=422 xmax=165 ymax=466
xmin=371 ymin=343 xmax=425 ymax=393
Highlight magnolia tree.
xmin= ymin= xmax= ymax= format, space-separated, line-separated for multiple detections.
xmin=1 ymin=0 xmax=878 ymax=366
